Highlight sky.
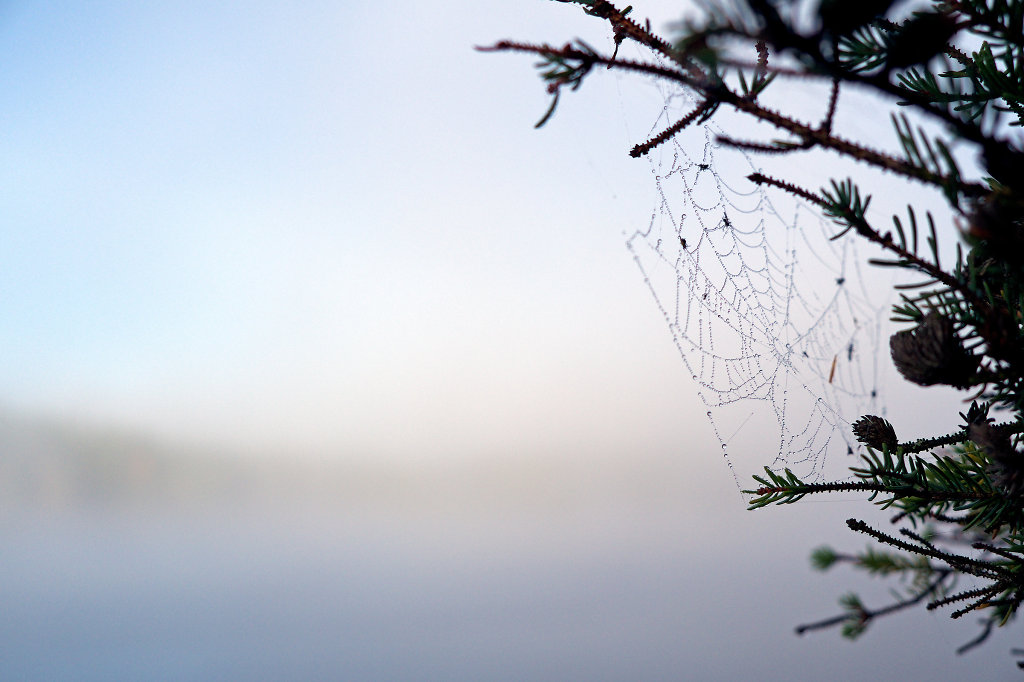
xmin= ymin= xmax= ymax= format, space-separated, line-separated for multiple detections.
xmin=0 ymin=0 xmax=721 ymax=465
xmin=0 ymin=0 xmax=953 ymax=466
xmin=0 ymin=2 xmax=1018 ymax=679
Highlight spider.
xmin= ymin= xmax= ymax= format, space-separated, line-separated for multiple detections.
xmin=679 ymin=236 xmax=688 ymax=249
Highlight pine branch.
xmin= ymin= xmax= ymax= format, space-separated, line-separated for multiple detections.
xmin=493 ymin=0 xmax=1024 ymax=662
xmin=795 ymin=572 xmax=951 ymax=636
xmin=482 ymin=40 xmax=991 ymax=196
xmin=688 ymin=1 xmax=1024 ymax=190
xmin=846 ymin=518 xmax=1015 ymax=580
xmin=630 ymin=101 xmax=716 ymax=157
xmin=901 ymin=420 xmax=1024 ymax=453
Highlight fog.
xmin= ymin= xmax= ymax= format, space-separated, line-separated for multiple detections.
xmin=0 ymin=1 xmax=1017 ymax=679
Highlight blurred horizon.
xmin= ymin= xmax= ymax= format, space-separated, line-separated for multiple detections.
xmin=3 ymin=398 xmax=1017 ymax=681
xmin=0 ymin=400 xmax=733 ymax=519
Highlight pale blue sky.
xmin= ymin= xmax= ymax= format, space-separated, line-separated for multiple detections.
xmin=0 ymin=1 xmax=709 ymax=462
xmin=0 ymin=0 xmax=965 ymax=470
xmin=0 ymin=0 xmax=966 ymax=470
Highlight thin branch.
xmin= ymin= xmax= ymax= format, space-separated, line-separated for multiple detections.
xmin=973 ymin=541 xmax=1024 ymax=562
xmin=796 ymin=572 xmax=951 ymax=635
xmin=901 ymin=420 xmax=1024 ymax=454
xmin=631 ymin=101 xmax=715 ymax=157
xmin=748 ymin=172 xmax=825 ymax=205
xmin=820 ymin=78 xmax=841 ymax=133
xmin=846 ymin=519 xmax=1015 ymax=579
xmin=481 ymin=40 xmax=990 ymax=196
xmin=928 ymin=585 xmax=1001 ymax=610
xmin=957 ymin=618 xmax=996 ymax=654
xmin=718 ymin=136 xmax=811 ymax=153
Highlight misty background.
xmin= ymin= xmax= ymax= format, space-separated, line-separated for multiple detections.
xmin=0 ymin=1 xmax=1017 ymax=679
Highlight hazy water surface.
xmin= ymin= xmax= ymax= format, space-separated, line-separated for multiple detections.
xmin=0 ymin=419 xmax=1017 ymax=681
xmin=4 ymin=494 xmax=1018 ymax=681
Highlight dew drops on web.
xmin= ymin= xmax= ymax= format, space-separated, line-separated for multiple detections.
xmin=627 ymin=107 xmax=889 ymax=489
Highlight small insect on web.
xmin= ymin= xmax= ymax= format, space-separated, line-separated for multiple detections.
xmin=628 ymin=113 xmax=890 ymax=488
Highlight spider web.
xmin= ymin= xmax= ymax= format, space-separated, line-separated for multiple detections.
xmin=627 ymin=103 xmax=891 ymax=488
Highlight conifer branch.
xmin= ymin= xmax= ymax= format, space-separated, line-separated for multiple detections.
xmin=630 ymin=101 xmax=715 ymax=157
xmin=492 ymin=0 xmax=1024 ymax=663
xmin=747 ymin=173 xmax=824 ymax=205
xmin=819 ymin=78 xmax=841 ymax=133
xmin=795 ymin=572 xmax=952 ymax=636
xmin=846 ymin=518 xmax=1015 ymax=579
xmin=900 ymin=420 xmax=1024 ymax=454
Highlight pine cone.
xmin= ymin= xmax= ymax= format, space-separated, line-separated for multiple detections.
xmin=969 ymin=422 xmax=1024 ymax=497
xmin=886 ymin=11 xmax=960 ymax=69
xmin=889 ymin=312 xmax=979 ymax=388
xmin=852 ymin=415 xmax=898 ymax=450
xmin=964 ymin=193 xmax=1024 ymax=267
xmin=817 ymin=0 xmax=894 ymax=36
